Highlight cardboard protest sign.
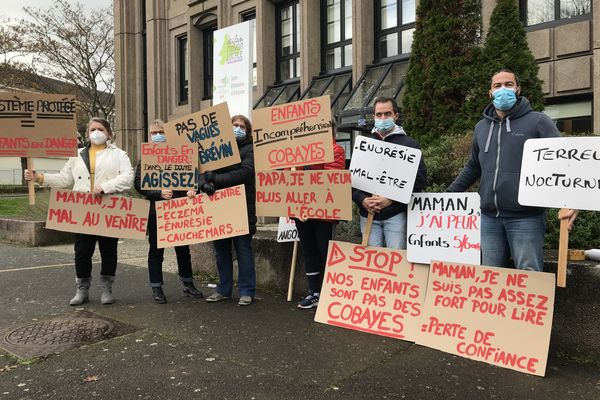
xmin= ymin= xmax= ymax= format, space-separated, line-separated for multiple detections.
xmin=140 ymin=142 xmax=198 ymax=190
xmin=277 ymin=217 xmax=299 ymax=242
xmin=155 ymin=184 xmax=249 ymax=248
xmin=46 ymin=189 xmax=149 ymax=240
xmin=407 ymin=193 xmax=481 ymax=265
xmin=163 ymin=102 xmax=240 ymax=173
xmin=251 ymin=95 xmax=334 ymax=170
xmin=315 ymin=241 xmax=429 ymax=341
xmin=349 ymin=136 xmax=422 ymax=204
xmin=255 ymin=170 xmax=352 ymax=220
xmin=416 ymin=261 xmax=555 ymax=376
xmin=518 ymin=137 xmax=600 ymax=211
xmin=0 ymin=93 xmax=77 ymax=157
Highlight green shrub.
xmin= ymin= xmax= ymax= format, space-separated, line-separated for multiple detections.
xmin=422 ymin=131 xmax=474 ymax=192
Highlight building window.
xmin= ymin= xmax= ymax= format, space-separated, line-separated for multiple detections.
xmin=177 ymin=35 xmax=188 ymax=105
xmin=203 ymin=24 xmax=217 ymax=100
xmin=301 ymin=71 xmax=352 ymax=116
xmin=376 ymin=0 xmax=416 ymax=60
xmin=522 ymin=0 xmax=591 ymax=26
xmin=543 ymin=100 xmax=592 ymax=134
xmin=322 ymin=0 xmax=352 ymax=71
xmin=338 ymin=60 xmax=409 ymax=130
xmin=254 ymin=82 xmax=301 ymax=109
xmin=277 ymin=1 xmax=300 ymax=82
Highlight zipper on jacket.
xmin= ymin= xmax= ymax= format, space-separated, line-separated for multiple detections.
xmin=492 ymin=120 xmax=502 ymax=217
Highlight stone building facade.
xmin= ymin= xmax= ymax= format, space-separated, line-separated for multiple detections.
xmin=114 ymin=0 xmax=598 ymax=162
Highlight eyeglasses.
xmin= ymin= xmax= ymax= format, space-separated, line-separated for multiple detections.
xmin=150 ymin=131 xmax=165 ymax=135
xmin=373 ymin=111 xmax=395 ymax=118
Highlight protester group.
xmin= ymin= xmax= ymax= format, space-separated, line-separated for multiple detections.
xmin=24 ymin=68 xmax=579 ymax=313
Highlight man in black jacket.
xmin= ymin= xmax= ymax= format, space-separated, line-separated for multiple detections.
xmin=352 ymin=97 xmax=427 ymax=249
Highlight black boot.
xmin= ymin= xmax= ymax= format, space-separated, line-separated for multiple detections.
xmin=182 ymin=281 xmax=203 ymax=298
xmin=152 ymin=287 xmax=167 ymax=304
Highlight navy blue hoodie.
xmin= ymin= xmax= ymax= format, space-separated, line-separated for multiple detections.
xmin=447 ymin=97 xmax=560 ymax=218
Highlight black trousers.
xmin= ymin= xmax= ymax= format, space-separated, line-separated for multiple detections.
xmin=74 ymin=233 xmax=118 ymax=278
xmin=147 ymin=213 xmax=193 ymax=286
xmin=294 ymin=219 xmax=334 ymax=294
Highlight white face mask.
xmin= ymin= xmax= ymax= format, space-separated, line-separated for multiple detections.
xmin=89 ymin=129 xmax=108 ymax=145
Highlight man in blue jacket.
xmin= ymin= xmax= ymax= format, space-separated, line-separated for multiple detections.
xmin=352 ymin=97 xmax=427 ymax=249
xmin=448 ymin=69 xmax=577 ymax=271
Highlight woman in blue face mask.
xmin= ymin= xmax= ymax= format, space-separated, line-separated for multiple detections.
xmin=134 ymin=119 xmax=203 ymax=303
xmin=200 ymin=114 xmax=257 ymax=307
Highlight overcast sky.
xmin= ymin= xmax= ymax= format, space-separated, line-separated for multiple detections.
xmin=1 ymin=0 xmax=113 ymax=22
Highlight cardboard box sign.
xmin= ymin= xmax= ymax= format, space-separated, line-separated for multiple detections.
xmin=255 ymin=170 xmax=352 ymax=220
xmin=46 ymin=189 xmax=150 ymax=240
xmin=315 ymin=241 xmax=429 ymax=342
xmin=140 ymin=142 xmax=198 ymax=190
xmin=416 ymin=260 xmax=555 ymax=376
xmin=155 ymin=184 xmax=249 ymax=248
xmin=163 ymin=102 xmax=240 ymax=173
xmin=0 ymin=92 xmax=78 ymax=157
xmin=251 ymin=95 xmax=334 ymax=170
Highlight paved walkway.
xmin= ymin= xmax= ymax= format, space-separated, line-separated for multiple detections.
xmin=0 ymin=240 xmax=599 ymax=399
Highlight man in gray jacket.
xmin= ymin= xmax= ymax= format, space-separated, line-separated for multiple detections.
xmin=448 ymin=69 xmax=577 ymax=271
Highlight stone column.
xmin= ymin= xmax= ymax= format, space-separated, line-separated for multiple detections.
xmin=299 ymin=0 xmax=321 ymax=91
xmin=353 ymin=0 xmax=374 ymax=85
xmin=146 ymin=0 xmax=169 ymax=124
xmin=114 ymin=0 xmax=146 ymax=163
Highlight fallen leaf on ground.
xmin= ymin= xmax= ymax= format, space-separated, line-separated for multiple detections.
xmin=83 ymin=375 xmax=99 ymax=382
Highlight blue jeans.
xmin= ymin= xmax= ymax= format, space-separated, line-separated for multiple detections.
xmin=213 ymin=234 xmax=256 ymax=297
xmin=360 ymin=212 xmax=407 ymax=249
xmin=481 ymin=212 xmax=547 ymax=272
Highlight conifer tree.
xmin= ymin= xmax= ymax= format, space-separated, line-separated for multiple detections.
xmin=463 ymin=0 xmax=545 ymax=125
xmin=402 ymin=0 xmax=482 ymax=146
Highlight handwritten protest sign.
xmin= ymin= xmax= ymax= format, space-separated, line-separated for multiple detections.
xmin=277 ymin=217 xmax=299 ymax=242
xmin=0 ymin=93 xmax=77 ymax=157
xmin=163 ymin=102 xmax=240 ymax=173
xmin=349 ymin=136 xmax=422 ymax=204
xmin=46 ymin=189 xmax=149 ymax=240
xmin=407 ymin=193 xmax=481 ymax=265
xmin=140 ymin=142 xmax=198 ymax=190
xmin=255 ymin=170 xmax=352 ymax=220
xmin=315 ymin=241 xmax=429 ymax=341
xmin=518 ymin=137 xmax=600 ymax=211
xmin=416 ymin=261 xmax=555 ymax=376
xmin=155 ymin=184 xmax=249 ymax=248
xmin=251 ymin=95 xmax=334 ymax=170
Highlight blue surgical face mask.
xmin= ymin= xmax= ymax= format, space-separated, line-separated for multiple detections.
xmin=233 ymin=126 xmax=246 ymax=139
xmin=374 ymin=118 xmax=395 ymax=133
xmin=492 ymin=87 xmax=517 ymax=111
xmin=151 ymin=133 xmax=166 ymax=143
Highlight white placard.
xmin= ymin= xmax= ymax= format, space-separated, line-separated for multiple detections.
xmin=213 ymin=21 xmax=253 ymax=118
xmin=518 ymin=137 xmax=600 ymax=211
xmin=349 ymin=136 xmax=422 ymax=204
xmin=407 ymin=193 xmax=481 ymax=265
xmin=276 ymin=217 xmax=299 ymax=242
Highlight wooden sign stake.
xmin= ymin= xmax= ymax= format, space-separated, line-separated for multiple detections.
xmin=362 ymin=212 xmax=374 ymax=246
xmin=557 ymin=208 xmax=569 ymax=288
xmin=27 ymin=158 xmax=35 ymax=205
xmin=287 ymin=240 xmax=299 ymax=302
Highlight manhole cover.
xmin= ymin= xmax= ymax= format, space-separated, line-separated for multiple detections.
xmin=0 ymin=311 xmax=136 ymax=359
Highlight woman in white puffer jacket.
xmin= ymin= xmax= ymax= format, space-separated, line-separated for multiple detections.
xmin=25 ymin=117 xmax=134 ymax=306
